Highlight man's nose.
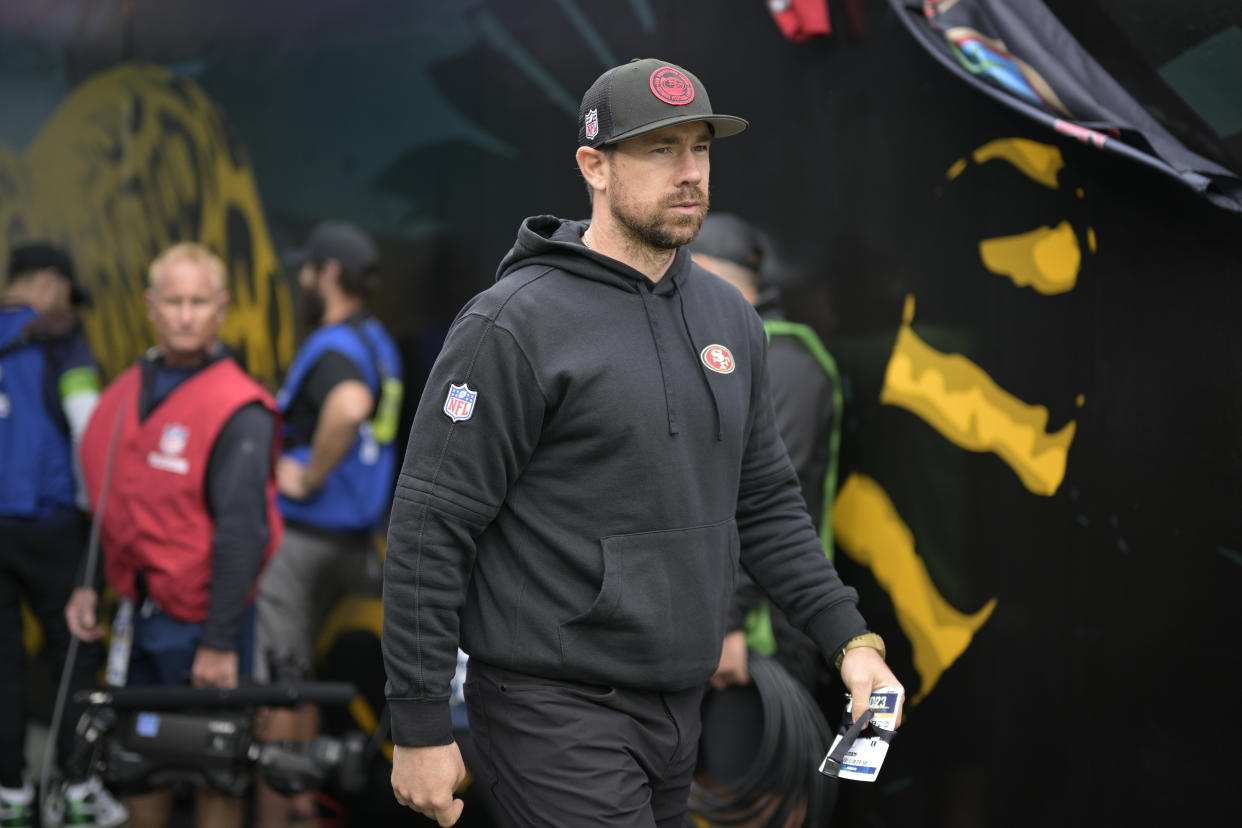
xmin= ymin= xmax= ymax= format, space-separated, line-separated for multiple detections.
xmin=674 ymin=148 xmax=704 ymax=186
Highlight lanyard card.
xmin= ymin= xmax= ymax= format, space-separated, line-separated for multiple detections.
xmin=818 ymin=686 xmax=903 ymax=782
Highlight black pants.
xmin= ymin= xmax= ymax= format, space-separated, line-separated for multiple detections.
xmin=464 ymin=660 xmax=704 ymax=827
xmin=0 ymin=516 xmax=101 ymax=786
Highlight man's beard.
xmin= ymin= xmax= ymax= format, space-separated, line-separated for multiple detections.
xmin=297 ymin=284 xmax=325 ymax=331
xmin=610 ymin=182 xmax=710 ymax=251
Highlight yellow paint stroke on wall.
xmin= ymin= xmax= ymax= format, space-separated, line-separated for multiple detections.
xmin=972 ymin=137 xmax=1064 ymax=189
xmin=1088 ymin=227 xmax=1097 ymax=253
xmin=0 ymin=63 xmax=293 ymax=386
xmin=20 ymin=600 xmax=42 ymax=656
xmin=978 ymin=220 xmax=1081 ymax=294
xmin=312 ymin=594 xmax=394 ymax=756
xmin=946 ymin=158 xmax=968 ymax=181
xmin=833 ymin=473 xmax=996 ymax=705
xmin=882 ymin=296 xmax=1076 ymax=496
xmin=348 ymin=695 xmax=394 ymax=762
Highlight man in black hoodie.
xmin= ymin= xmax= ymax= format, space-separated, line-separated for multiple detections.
xmin=382 ymin=58 xmax=901 ymax=827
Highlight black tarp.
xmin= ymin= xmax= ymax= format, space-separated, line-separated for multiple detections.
xmin=891 ymin=0 xmax=1242 ymax=211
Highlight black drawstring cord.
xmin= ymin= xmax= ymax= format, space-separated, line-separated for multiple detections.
xmin=638 ymin=289 xmax=680 ymax=435
xmin=675 ymin=284 xmax=724 ymax=441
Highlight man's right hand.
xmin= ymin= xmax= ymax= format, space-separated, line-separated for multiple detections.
xmin=391 ymin=742 xmax=466 ymax=827
xmin=64 ymin=587 xmax=103 ymax=641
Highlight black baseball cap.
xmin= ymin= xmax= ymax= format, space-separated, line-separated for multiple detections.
xmin=578 ymin=58 xmax=749 ymax=148
xmin=7 ymin=242 xmax=91 ymax=306
xmin=285 ymin=220 xmax=378 ymax=275
xmin=687 ymin=213 xmax=765 ymax=272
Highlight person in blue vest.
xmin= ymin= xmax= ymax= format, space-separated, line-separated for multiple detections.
xmin=689 ymin=214 xmax=846 ymax=827
xmin=0 ymin=244 xmax=126 ymax=828
xmin=253 ymin=220 xmax=403 ymax=827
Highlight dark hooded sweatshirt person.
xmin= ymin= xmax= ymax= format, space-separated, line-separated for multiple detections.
xmin=382 ymin=215 xmax=869 ymax=747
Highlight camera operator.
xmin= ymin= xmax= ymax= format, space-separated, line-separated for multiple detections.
xmin=65 ymin=243 xmax=282 ymax=828
xmin=1 ymin=243 xmax=122 ymax=827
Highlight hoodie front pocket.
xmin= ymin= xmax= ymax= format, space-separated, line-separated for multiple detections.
xmin=558 ymin=518 xmax=739 ymax=688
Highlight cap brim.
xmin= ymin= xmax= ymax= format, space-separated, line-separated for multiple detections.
xmin=601 ymin=114 xmax=750 ymax=146
xmin=282 ymin=246 xmax=311 ymax=273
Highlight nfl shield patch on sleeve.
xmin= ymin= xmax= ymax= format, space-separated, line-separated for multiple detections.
xmin=443 ymin=383 xmax=478 ymax=422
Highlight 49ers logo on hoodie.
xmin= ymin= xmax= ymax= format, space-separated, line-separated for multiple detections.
xmin=700 ymin=344 xmax=736 ymax=374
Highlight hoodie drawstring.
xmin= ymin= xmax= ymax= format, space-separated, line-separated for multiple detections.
xmin=675 ymin=283 xmax=725 ymax=442
xmin=638 ymin=289 xmax=680 ymax=436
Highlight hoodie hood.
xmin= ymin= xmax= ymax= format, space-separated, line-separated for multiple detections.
xmin=496 ymin=215 xmax=691 ymax=297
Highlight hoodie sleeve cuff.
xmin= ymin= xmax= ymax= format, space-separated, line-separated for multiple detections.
xmin=805 ymin=602 xmax=870 ymax=670
xmin=387 ymin=698 xmax=455 ymax=747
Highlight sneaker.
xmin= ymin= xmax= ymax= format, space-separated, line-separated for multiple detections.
xmin=56 ymin=777 xmax=128 ymax=828
xmin=0 ymin=783 xmax=34 ymax=828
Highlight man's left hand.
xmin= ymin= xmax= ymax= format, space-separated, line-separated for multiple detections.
xmin=839 ymin=646 xmax=904 ymax=726
xmin=192 ymin=646 xmax=239 ymax=688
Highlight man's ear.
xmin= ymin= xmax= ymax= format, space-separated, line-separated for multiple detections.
xmin=321 ymin=258 xmax=343 ymax=292
xmin=577 ymin=146 xmax=608 ymax=197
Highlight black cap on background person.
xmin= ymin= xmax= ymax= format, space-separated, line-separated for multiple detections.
xmin=284 ymin=220 xmax=382 ymax=317
xmin=687 ymin=213 xmax=766 ymax=272
xmin=284 ymin=220 xmax=379 ymax=278
xmin=687 ymin=213 xmax=771 ymax=307
xmin=7 ymin=242 xmax=91 ymax=306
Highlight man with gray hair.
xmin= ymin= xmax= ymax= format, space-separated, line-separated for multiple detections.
xmin=66 ymin=243 xmax=281 ymax=828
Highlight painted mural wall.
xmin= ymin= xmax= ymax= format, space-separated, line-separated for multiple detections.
xmin=1 ymin=62 xmax=293 ymax=386
xmin=2 ymin=2 xmax=1239 ymax=826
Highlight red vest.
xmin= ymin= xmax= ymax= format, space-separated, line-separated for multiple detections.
xmin=79 ymin=358 xmax=283 ymax=623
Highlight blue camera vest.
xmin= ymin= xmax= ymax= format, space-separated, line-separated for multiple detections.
xmin=0 ymin=306 xmax=77 ymax=519
xmin=276 ymin=319 xmax=403 ymax=532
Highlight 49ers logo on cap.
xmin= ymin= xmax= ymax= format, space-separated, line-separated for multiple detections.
xmin=649 ymin=66 xmax=695 ymax=105
xmin=701 ymin=344 xmax=736 ymax=374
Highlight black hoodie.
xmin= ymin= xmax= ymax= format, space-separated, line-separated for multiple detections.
xmin=382 ymin=216 xmax=867 ymax=746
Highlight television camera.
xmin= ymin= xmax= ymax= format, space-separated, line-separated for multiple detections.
xmin=60 ymin=682 xmax=372 ymax=799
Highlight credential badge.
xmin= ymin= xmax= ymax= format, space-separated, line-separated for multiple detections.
xmin=444 ymin=383 xmax=478 ymax=422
